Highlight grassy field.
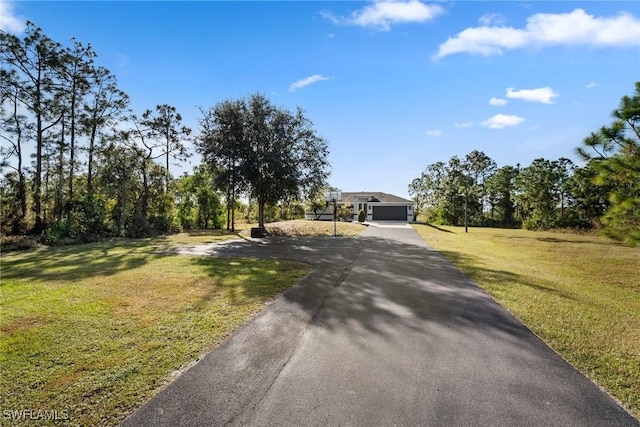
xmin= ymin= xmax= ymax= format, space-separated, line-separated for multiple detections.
xmin=0 ymin=231 xmax=311 ymax=426
xmin=413 ymin=224 xmax=640 ymax=418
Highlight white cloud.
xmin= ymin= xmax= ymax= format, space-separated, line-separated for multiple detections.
xmin=323 ymin=1 xmax=445 ymax=31
xmin=489 ymin=97 xmax=508 ymax=106
xmin=426 ymin=129 xmax=442 ymax=137
xmin=481 ymin=114 xmax=525 ymax=129
xmin=479 ymin=13 xmax=506 ymax=26
xmin=0 ymin=0 xmax=25 ymax=33
xmin=506 ymin=87 xmax=558 ymax=104
xmin=454 ymin=121 xmax=474 ymax=128
xmin=434 ymin=8 xmax=640 ymax=59
xmin=289 ymin=75 xmax=331 ymax=92
xmin=320 ymin=11 xmax=341 ymax=26
xmin=586 ymin=81 xmax=600 ymax=89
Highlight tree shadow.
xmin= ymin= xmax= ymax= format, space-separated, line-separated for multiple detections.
xmin=413 ymin=222 xmax=455 ymax=233
xmin=436 ymin=249 xmax=575 ymax=300
xmin=181 ymin=234 xmax=550 ymax=349
xmin=501 ymin=234 xmax=623 ymax=247
xmin=1 ymin=239 xmax=172 ymax=283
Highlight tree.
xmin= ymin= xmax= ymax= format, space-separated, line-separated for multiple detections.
xmin=175 ymin=165 xmax=223 ymax=230
xmin=80 ymin=66 xmax=129 ymax=200
xmin=514 ymin=158 xmax=570 ymax=230
xmin=197 ymin=100 xmax=245 ymax=231
xmin=95 ymin=139 xmax=140 ymax=236
xmin=0 ymin=70 xmax=33 ymax=232
xmin=122 ymin=116 xmax=157 ymax=233
xmin=198 ymin=93 xmax=330 ymax=228
xmin=58 ymin=39 xmax=94 ymax=205
xmin=408 ymin=161 xmax=447 ymax=223
xmin=485 ymin=165 xmax=519 ymax=226
xmin=140 ymin=104 xmax=191 ymax=192
xmin=577 ymin=81 xmax=640 ymax=244
xmin=438 ymin=156 xmax=473 ymax=226
xmin=464 ymin=150 xmax=496 ymax=225
xmin=563 ymin=162 xmax=611 ymax=229
xmin=1 ymin=23 xmax=65 ymax=232
xmin=244 ymin=94 xmax=330 ymax=227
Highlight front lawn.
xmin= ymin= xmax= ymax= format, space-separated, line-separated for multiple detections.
xmin=0 ymin=239 xmax=310 ymax=425
xmin=413 ymin=224 xmax=640 ymax=418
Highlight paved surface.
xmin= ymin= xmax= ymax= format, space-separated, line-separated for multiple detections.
xmin=122 ymin=225 xmax=639 ymax=426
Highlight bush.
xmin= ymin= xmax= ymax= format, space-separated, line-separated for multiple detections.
xmin=357 ymin=209 xmax=366 ymax=222
xmin=1 ymin=235 xmax=39 ymax=252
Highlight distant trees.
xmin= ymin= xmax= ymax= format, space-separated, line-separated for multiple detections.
xmin=174 ymin=165 xmax=223 ymax=230
xmin=409 ymin=151 xmax=624 ymax=237
xmin=197 ymin=93 xmax=330 ymax=228
xmin=409 ymin=82 xmax=639 ymax=245
xmin=409 ymin=153 xmax=494 ymax=227
xmin=0 ymin=23 xmax=215 ymax=243
xmin=1 ymin=23 xmax=329 ymax=244
xmin=485 ymin=165 xmax=518 ymax=226
xmin=513 ymin=158 xmax=572 ymax=230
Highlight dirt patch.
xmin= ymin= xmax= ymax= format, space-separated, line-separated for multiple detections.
xmin=1 ymin=315 xmax=48 ymax=334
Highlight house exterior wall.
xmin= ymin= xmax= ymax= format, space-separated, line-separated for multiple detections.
xmin=353 ymin=197 xmax=366 ymax=216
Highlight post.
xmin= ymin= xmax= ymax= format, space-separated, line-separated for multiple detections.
xmin=333 ymin=198 xmax=337 ymax=237
xmin=324 ymin=190 xmax=342 ymax=237
xmin=464 ymin=194 xmax=468 ymax=233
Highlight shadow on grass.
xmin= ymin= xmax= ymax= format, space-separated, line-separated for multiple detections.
xmin=0 ymin=239 xmax=174 ymax=283
xmin=436 ymin=249 xmax=576 ymax=301
xmin=188 ymin=256 xmax=309 ymax=300
xmin=413 ymin=222 xmax=456 ymax=233
xmin=500 ymin=234 xmax=623 ymax=247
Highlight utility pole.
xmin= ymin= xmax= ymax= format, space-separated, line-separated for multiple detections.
xmin=464 ymin=194 xmax=468 ymax=233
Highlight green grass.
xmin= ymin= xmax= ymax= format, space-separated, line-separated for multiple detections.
xmin=412 ymin=224 xmax=640 ymax=418
xmin=0 ymin=237 xmax=311 ymax=426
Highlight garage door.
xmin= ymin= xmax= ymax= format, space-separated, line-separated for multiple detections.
xmin=372 ymin=206 xmax=407 ymax=220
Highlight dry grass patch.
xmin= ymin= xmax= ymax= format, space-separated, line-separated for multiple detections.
xmin=1 ymin=240 xmax=310 ymax=426
xmin=413 ymin=224 xmax=640 ymax=418
xmin=243 ymin=219 xmax=366 ymax=237
xmin=153 ymin=229 xmax=242 ymax=246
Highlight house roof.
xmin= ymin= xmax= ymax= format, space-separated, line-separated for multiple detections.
xmin=339 ymin=192 xmax=414 ymax=204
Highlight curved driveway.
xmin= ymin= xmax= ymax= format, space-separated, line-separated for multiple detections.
xmin=122 ymin=224 xmax=638 ymax=426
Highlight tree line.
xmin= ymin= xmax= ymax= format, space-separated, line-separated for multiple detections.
xmin=1 ymin=23 xmax=329 ymax=244
xmin=409 ymin=82 xmax=639 ymax=245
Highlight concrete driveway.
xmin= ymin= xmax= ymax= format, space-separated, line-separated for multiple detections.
xmin=122 ymin=226 xmax=638 ymax=426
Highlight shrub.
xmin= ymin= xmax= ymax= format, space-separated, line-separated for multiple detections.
xmin=357 ymin=209 xmax=366 ymax=222
xmin=0 ymin=235 xmax=39 ymax=252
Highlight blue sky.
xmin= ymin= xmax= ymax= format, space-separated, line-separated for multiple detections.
xmin=2 ymin=1 xmax=639 ymax=199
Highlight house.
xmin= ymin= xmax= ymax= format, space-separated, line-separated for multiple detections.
xmin=340 ymin=192 xmax=415 ymax=222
